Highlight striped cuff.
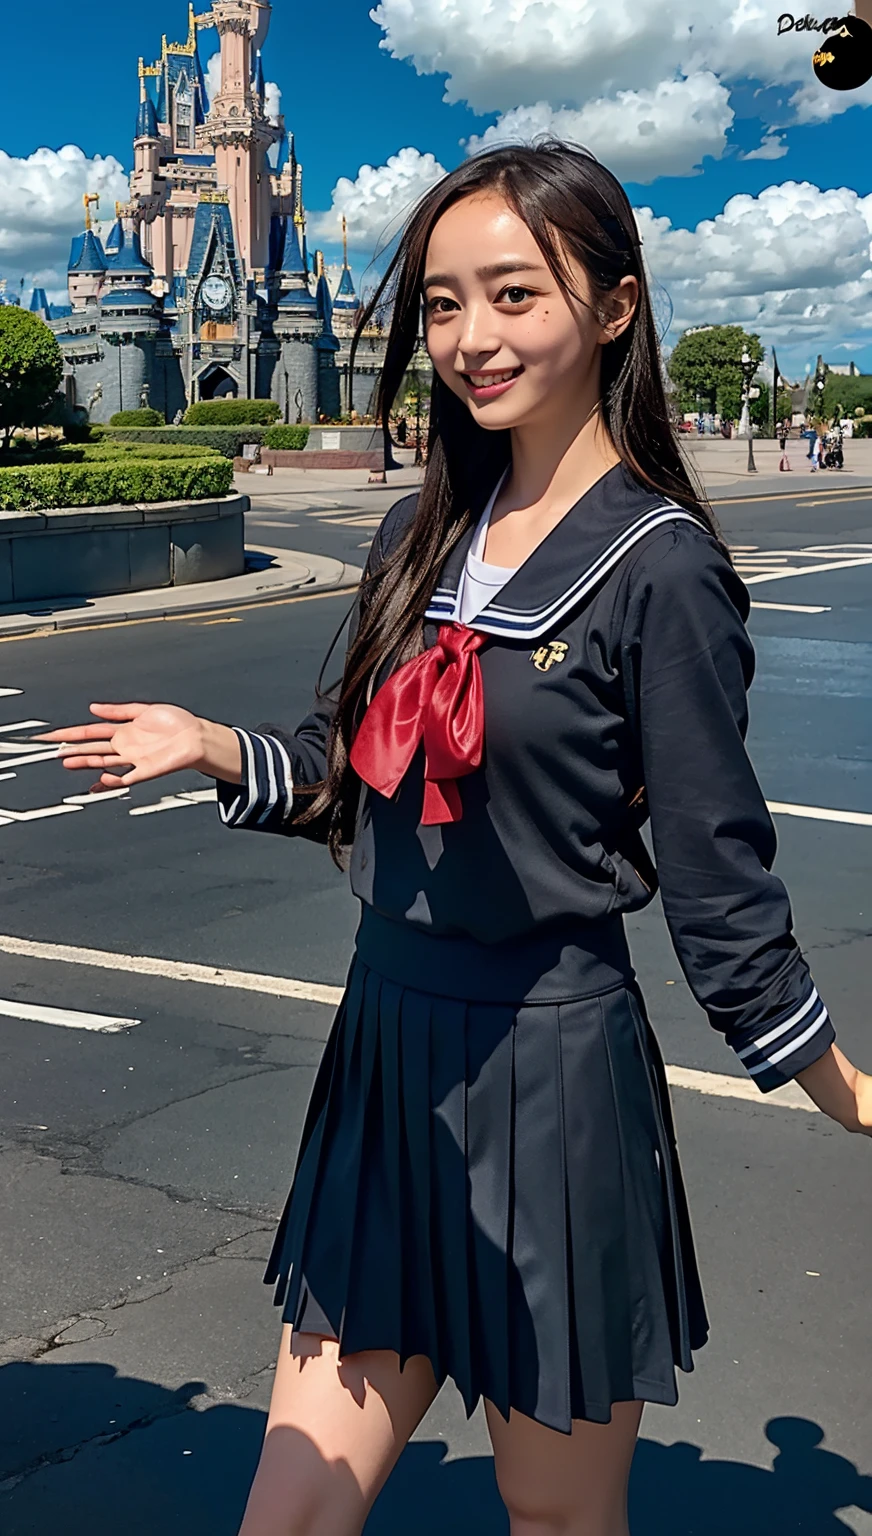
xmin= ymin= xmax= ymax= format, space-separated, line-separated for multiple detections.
xmin=215 ymin=728 xmax=294 ymax=830
xmin=734 ymin=981 xmax=834 ymax=1092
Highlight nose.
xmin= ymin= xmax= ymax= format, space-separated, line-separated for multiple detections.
xmin=455 ymin=300 xmax=501 ymax=369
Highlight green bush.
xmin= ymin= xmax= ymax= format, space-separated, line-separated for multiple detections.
xmin=14 ymin=442 xmax=223 ymax=465
xmin=0 ymin=457 xmax=234 ymax=511
xmin=0 ymin=308 xmax=64 ymax=449
xmin=264 ymin=425 xmax=311 ymax=451
xmin=184 ymin=399 xmax=280 ymax=426
xmin=109 ymin=408 xmax=165 ymax=427
xmin=101 ymin=425 xmax=267 ymax=459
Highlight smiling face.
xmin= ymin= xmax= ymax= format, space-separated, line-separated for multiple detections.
xmin=422 ymin=192 xmax=636 ymax=432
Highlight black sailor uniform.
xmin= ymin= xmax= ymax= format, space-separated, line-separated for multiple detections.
xmin=215 ymin=460 xmax=834 ymax=1433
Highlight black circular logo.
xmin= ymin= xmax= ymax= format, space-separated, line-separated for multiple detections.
xmin=812 ymin=15 xmax=872 ymax=89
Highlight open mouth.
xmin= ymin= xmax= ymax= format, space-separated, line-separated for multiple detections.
xmin=461 ymin=366 xmax=524 ymax=400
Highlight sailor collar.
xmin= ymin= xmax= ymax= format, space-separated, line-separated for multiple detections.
xmin=425 ymin=461 xmax=707 ymax=640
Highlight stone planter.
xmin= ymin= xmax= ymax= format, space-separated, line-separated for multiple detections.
xmin=0 ymin=493 xmax=248 ymax=606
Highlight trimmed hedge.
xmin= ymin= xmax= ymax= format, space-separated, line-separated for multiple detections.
xmin=0 ymin=457 xmax=234 ymax=511
xmin=109 ymin=408 xmax=165 ymax=427
xmin=21 ymin=442 xmax=223 ymax=465
xmin=101 ymin=425 xmax=267 ymax=459
xmin=184 ymin=399 xmax=280 ymax=426
xmin=264 ymin=425 xmax=311 ymax=450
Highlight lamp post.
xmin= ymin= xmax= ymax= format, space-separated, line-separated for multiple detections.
xmin=739 ymin=350 xmax=757 ymax=473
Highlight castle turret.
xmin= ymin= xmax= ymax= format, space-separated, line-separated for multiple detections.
xmin=253 ymin=49 xmax=266 ymax=100
xmin=99 ymin=219 xmax=160 ymax=418
xmin=68 ymin=227 xmax=107 ymax=309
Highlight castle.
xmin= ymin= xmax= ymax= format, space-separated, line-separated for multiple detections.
xmin=32 ymin=1 xmax=383 ymax=424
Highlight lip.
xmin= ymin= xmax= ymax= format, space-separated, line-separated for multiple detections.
xmin=461 ymin=367 xmax=523 ymax=401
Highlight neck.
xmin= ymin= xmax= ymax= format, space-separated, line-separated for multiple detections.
xmin=506 ymin=361 xmax=620 ymax=514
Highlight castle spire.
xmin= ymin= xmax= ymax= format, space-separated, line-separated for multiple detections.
xmin=253 ymin=48 xmax=265 ymax=98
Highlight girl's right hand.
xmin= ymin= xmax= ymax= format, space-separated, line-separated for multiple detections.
xmin=33 ymin=703 xmax=242 ymax=791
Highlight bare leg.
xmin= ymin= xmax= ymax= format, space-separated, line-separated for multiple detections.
xmin=238 ymin=1329 xmax=440 ymax=1536
xmin=486 ymin=1399 xmax=643 ymax=1536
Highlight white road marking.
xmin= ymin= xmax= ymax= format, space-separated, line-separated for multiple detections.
xmin=665 ymin=1064 xmax=817 ymax=1112
xmin=767 ymin=799 xmax=872 ymax=828
xmin=64 ymin=789 xmax=130 ymax=806
xmin=0 ymin=803 xmax=82 ymax=823
xmin=0 ymin=997 xmax=140 ymax=1033
xmin=0 ymin=688 xmax=23 ymax=698
xmin=750 ymin=602 xmax=831 ymax=613
xmin=0 ymin=935 xmax=834 ymax=1111
xmin=0 ymin=720 xmax=48 ymax=734
xmin=0 ymin=748 xmax=63 ymax=769
xmin=129 ymin=788 xmax=217 ymax=817
xmin=0 ymin=934 xmax=345 ymax=1007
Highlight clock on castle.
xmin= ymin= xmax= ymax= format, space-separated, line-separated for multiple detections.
xmin=39 ymin=2 xmax=378 ymax=424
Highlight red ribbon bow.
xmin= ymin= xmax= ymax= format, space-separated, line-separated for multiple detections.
xmin=349 ymin=624 xmax=486 ymax=825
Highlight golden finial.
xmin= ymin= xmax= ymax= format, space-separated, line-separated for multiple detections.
xmin=316 ymin=250 xmax=325 ymax=278
xmin=83 ymin=193 xmax=100 ymax=231
xmin=115 ymin=201 xmax=125 ymax=219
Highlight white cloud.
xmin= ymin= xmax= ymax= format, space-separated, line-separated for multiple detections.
xmin=741 ymin=130 xmax=789 ymax=160
xmin=639 ymin=181 xmax=872 ymax=368
xmin=464 ymin=73 xmax=734 ymax=184
xmin=370 ymin=0 xmax=872 ymax=180
xmin=0 ymin=145 xmax=129 ymax=300
xmin=264 ymin=81 xmax=282 ymax=125
xmin=308 ymin=147 xmax=448 ymax=251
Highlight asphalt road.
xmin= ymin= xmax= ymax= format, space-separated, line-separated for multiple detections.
xmin=1 ymin=478 xmax=871 ymax=1534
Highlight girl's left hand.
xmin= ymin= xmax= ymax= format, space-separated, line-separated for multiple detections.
xmin=796 ymin=1045 xmax=872 ymax=1136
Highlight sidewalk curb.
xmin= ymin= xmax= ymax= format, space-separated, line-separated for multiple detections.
xmin=0 ymin=549 xmax=364 ymax=640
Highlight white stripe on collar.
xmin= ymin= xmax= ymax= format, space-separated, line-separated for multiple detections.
xmin=425 ymin=502 xmax=706 ymax=639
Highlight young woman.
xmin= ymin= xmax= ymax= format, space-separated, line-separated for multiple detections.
xmin=39 ymin=141 xmax=871 ymax=1536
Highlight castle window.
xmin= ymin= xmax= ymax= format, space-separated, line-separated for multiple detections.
xmin=174 ymin=73 xmax=194 ymax=150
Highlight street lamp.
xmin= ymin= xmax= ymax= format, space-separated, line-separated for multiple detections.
xmin=739 ymin=350 xmax=757 ymax=473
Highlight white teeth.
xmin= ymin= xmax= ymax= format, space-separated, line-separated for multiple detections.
xmin=468 ymin=370 xmax=518 ymax=386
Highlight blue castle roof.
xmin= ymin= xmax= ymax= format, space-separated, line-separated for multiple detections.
xmin=104 ymin=218 xmax=124 ymax=258
xmin=155 ymin=47 xmax=208 ymax=128
xmin=253 ymin=49 xmax=265 ymax=97
xmin=29 ymin=287 xmax=49 ymax=314
xmin=136 ymin=93 xmax=160 ymax=139
xmin=105 ymin=225 xmax=152 ymax=277
xmin=68 ymin=229 xmax=107 ymax=273
xmin=316 ymin=272 xmax=334 ymax=329
xmin=100 ymin=287 xmax=156 ymax=309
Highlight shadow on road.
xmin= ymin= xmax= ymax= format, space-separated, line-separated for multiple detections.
xmin=1 ymin=1361 xmax=870 ymax=1534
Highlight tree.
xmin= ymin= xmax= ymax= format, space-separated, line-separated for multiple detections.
xmin=667 ymin=325 xmax=764 ymax=420
xmin=0 ymin=307 xmax=64 ymax=451
xmin=819 ymin=372 xmax=872 ymax=424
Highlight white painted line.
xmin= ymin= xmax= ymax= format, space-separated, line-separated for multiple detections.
xmin=750 ymin=602 xmax=831 ymax=613
xmin=767 ymin=800 xmax=872 ymax=828
xmin=665 ymin=1064 xmax=818 ymax=1112
xmin=0 ymin=803 xmax=82 ymax=823
xmin=0 ymin=688 xmax=23 ymax=698
xmin=0 ymin=748 xmax=64 ymax=770
xmin=0 ymin=720 xmax=48 ymax=734
xmin=64 ymin=789 xmax=130 ymax=807
xmin=745 ymin=556 xmax=872 ymax=585
xmin=0 ymin=934 xmax=345 ymax=1007
xmin=129 ymin=788 xmax=217 ymax=817
xmin=0 ymin=997 xmax=140 ymax=1033
xmin=0 ymin=934 xmax=834 ymax=1113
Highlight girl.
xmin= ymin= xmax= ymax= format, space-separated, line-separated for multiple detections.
xmin=39 ymin=141 xmax=871 ymax=1536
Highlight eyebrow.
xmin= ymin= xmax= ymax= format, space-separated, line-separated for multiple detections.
xmin=421 ymin=260 xmax=547 ymax=292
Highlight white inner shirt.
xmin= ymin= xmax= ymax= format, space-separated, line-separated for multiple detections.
xmin=456 ymin=468 xmax=518 ymax=625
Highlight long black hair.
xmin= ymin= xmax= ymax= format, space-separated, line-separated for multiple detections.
xmin=298 ymin=138 xmax=724 ymax=861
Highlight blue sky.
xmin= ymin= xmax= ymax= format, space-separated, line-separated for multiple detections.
xmin=1 ymin=0 xmax=870 ymax=377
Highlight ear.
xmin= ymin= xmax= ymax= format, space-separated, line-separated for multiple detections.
xmin=600 ymin=275 xmax=639 ymax=343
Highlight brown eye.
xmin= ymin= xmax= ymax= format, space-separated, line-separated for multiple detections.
xmin=500 ymin=285 xmax=535 ymax=306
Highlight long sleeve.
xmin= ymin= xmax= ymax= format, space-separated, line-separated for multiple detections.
xmin=215 ymin=489 xmax=421 ymax=845
xmin=624 ymin=524 xmax=834 ymax=1092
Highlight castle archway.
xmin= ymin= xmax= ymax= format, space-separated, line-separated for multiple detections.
xmin=197 ymin=364 xmax=239 ymax=400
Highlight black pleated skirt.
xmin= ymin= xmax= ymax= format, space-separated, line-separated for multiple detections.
xmin=264 ymin=909 xmax=709 ymax=1433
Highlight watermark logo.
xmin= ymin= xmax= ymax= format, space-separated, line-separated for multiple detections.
xmin=777 ymin=12 xmax=872 ymax=86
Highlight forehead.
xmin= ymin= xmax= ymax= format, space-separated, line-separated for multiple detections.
xmin=424 ymin=193 xmax=544 ymax=269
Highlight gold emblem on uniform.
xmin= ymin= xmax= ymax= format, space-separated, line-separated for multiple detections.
xmin=530 ymin=641 xmax=569 ymax=672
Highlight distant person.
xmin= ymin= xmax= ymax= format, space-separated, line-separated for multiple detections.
xmin=778 ymin=422 xmax=791 ymax=472
xmin=396 ymin=415 xmax=408 ymax=445
xmin=39 ymin=140 xmax=872 ymax=1536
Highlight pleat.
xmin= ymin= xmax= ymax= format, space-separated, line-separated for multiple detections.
xmin=464 ymin=1001 xmax=514 ymax=1421
xmin=429 ymin=995 xmax=473 ymax=1414
xmin=560 ymin=993 xmax=635 ymax=1421
xmin=511 ymin=1003 xmax=570 ymax=1432
xmin=291 ymin=962 xmax=373 ymax=1336
xmin=328 ymin=967 xmax=384 ymax=1352
xmin=264 ymin=959 xmax=363 ymax=1309
xmin=398 ymin=988 xmax=438 ymax=1373
xmin=599 ymin=988 xmax=676 ymax=1401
